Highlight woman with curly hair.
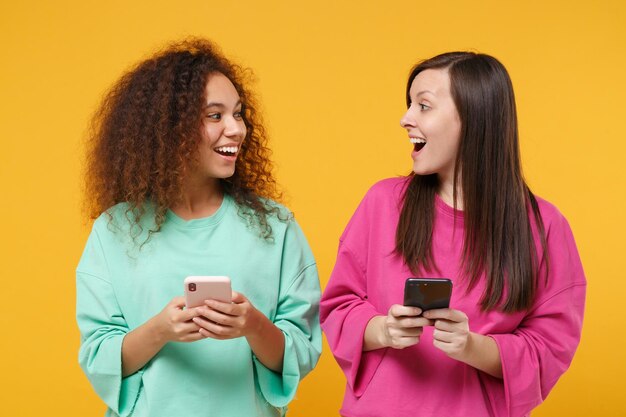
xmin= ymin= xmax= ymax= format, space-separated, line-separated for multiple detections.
xmin=76 ymin=38 xmax=321 ymax=417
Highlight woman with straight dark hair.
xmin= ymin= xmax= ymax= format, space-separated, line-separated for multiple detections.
xmin=76 ymin=38 xmax=321 ymax=417
xmin=320 ymin=52 xmax=586 ymax=416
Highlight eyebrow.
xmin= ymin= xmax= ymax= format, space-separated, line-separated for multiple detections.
xmin=204 ymin=100 xmax=242 ymax=109
xmin=415 ymin=90 xmax=435 ymax=97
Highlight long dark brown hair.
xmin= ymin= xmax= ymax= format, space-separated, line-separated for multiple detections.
xmin=395 ymin=52 xmax=548 ymax=312
xmin=84 ymin=38 xmax=284 ymax=242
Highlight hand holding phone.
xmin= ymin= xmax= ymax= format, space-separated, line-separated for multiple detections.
xmin=403 ymin=278 xmax=452 ymax=311
xmin=184 ymin=276 xmax=232 ymax=308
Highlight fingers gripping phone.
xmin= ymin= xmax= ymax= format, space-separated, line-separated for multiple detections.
xmin=184 ymin=276 xmax=232 ymax=308
xmin=403 ymin=278 xmax=452 ymax=311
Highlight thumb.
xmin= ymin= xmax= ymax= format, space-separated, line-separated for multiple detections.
xmin=231 ymin=291 xmax=246 ymax=304
xmin=171 ymin=296 xmax=186 ymax=308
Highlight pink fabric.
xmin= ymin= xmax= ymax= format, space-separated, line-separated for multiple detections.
xmin=320 ymin=177 xmax=586 ymax=417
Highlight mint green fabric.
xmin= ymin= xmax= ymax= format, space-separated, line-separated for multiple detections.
xmin=76 ymin=195 xmax=321 ymax=417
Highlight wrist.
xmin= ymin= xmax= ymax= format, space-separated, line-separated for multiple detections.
xmin=363 ymin=315 xmax=389 ymax=351
xmin=377 ymin=316 xmax=391 ymax=348
xmin=147 ymin=314 xmax=170 ymax=346
xmin=451 ymin=332 xmax=503 ymax=378
xmin=244 ymin=308 xmax=268 ymax=340
xmin=453 ymin=331 xmax=476 ymax=363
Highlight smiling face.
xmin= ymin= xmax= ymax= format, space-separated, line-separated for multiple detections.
xmin=400 ymin=68 xmax=462 ymax=186
xmin=190 ymin=72 xmax=247 ymax=186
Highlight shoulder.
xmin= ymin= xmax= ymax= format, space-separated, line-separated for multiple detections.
xmin=234 ymin=196 xmax=300 ymax=238
xmin=78 ymin=204 xmax=137 ymax=279
xmin=253 ymin=198 xmax=316 ymax=263
xmin=357 ymin=176 xmax=409 ymax=215
xmin=351 ymin=177 xmax=409 ymax=215
xmin=262 ymin=198 xmax=294 ymax=222
xmin=531 ymin=195 xmax=583 ymax=276
xmin=339 ymin=177 xmax=408 ymax=241
xmin=531 ymin=195 xmax=571 ymax=232
xmin=365 ymin=176 xmax=410 ymax=201
xmin=530 ymin=195 xmax=586 ymax=300
xmin=91 ymin=202 xmax=157 ymax=242
xmin=238 ymin=197 xmax=294 ymax=231
xmin=95 ymin=202 xmax=130 ymax=225
xmin=229 ymin=194 xmax=293 ymax=221
xmin=90 ymin=203 xmax=128 ymax=235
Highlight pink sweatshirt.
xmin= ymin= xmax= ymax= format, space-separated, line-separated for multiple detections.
xmin=320 ymin=177 xmax=586 ymax=417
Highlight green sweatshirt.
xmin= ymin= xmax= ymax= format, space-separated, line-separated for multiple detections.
xmin=76 ymin=195 xmax=321 ymax=417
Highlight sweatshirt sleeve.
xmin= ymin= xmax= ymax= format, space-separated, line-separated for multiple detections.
xmin=487 ymin=210 xmax=586 ymax=417
xmin=76 ymin=225 xmax=142 ymax=417
xmin=320 ymin=241 xmax=385 ymax=397
xmin=319 ymin=187 xmax=387 ymax=397
xmin=253 ymin=220 xmax=322 ymax=408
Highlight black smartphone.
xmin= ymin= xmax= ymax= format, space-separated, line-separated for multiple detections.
xmin=403 ymin=278 xmax=452 ymax=311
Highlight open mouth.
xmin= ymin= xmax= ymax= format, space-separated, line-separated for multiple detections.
xmin=214 ymin=146 xmax=239 ymax=157
xmin=410 ymin=137 xmax=426 ymax=152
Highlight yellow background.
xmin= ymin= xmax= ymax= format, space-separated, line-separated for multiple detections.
xmin=1 ymin=0 xmax=624 ymax=415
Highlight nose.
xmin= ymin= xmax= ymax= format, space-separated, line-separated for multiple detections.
xmin=224 ymin=116 xmax=246 ymax=139
xmin=400 ymin=107 xmax=416 ymax=129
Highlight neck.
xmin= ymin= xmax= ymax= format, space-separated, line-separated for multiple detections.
xmin=438 ymin=174 xmax=463 ymax=210
xmin=171 ymin=177 xmax=224 ymax=220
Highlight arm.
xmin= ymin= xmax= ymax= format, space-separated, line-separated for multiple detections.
xmin=423 ymin=308 xmax=502 ymax=378
xmin=321 ymin=182 xmax=417 ymax=396
xmin=244 ymin=307 xmax=286 ymax=373
xmin=122 ymin=297 xmax=206 ymax=376
xmin=77 ymin=223 xmax=207 ymax=416
xmin=463 ymin=333 xmax=502 ymax=378
xmin=320 ymin=241 xmax=385 ymax=397
xmin=192 ymin=220 xmax=321 ymax=407
xmin=490 ymin=210 xmax=586 ymax=416
xmin=78 ymin=271 xmax=140 ymax=417
xmin=488 ymin=283 xmax=586 ymax=415
xmin=479 ymin=209 xmax=586 ymax=416
xmin=77 ymin=225 xmax=143 ymax=417
xmin=257 ymin=220 xmax=321 ymax=406
xmin=193 ymin=291 xmax=285 ymax=372
xmin=363 ymin=316 xmax=390 ymax=351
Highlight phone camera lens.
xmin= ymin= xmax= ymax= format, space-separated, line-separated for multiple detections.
xmin=189 ymin=283 xmax=196 ymax=292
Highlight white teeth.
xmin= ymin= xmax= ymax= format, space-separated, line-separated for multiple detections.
xmin=215 ymin=146 xmax=239 ymax=154
xmin=409 ymin=138 xmax=426 ymax=144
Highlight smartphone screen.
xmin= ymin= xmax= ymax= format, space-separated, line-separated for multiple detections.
xmin=403 ymin=278 xmax=452 ymax=311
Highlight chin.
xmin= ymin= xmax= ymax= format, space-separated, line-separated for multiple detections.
xmin=412 ymin=163 xmax=433 ymax=176
xmin=214 ymin=169 xmax=236 ymax=179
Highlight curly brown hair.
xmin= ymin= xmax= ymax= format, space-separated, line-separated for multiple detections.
xmin=84 ymin=38 xmax=284 ymax=241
